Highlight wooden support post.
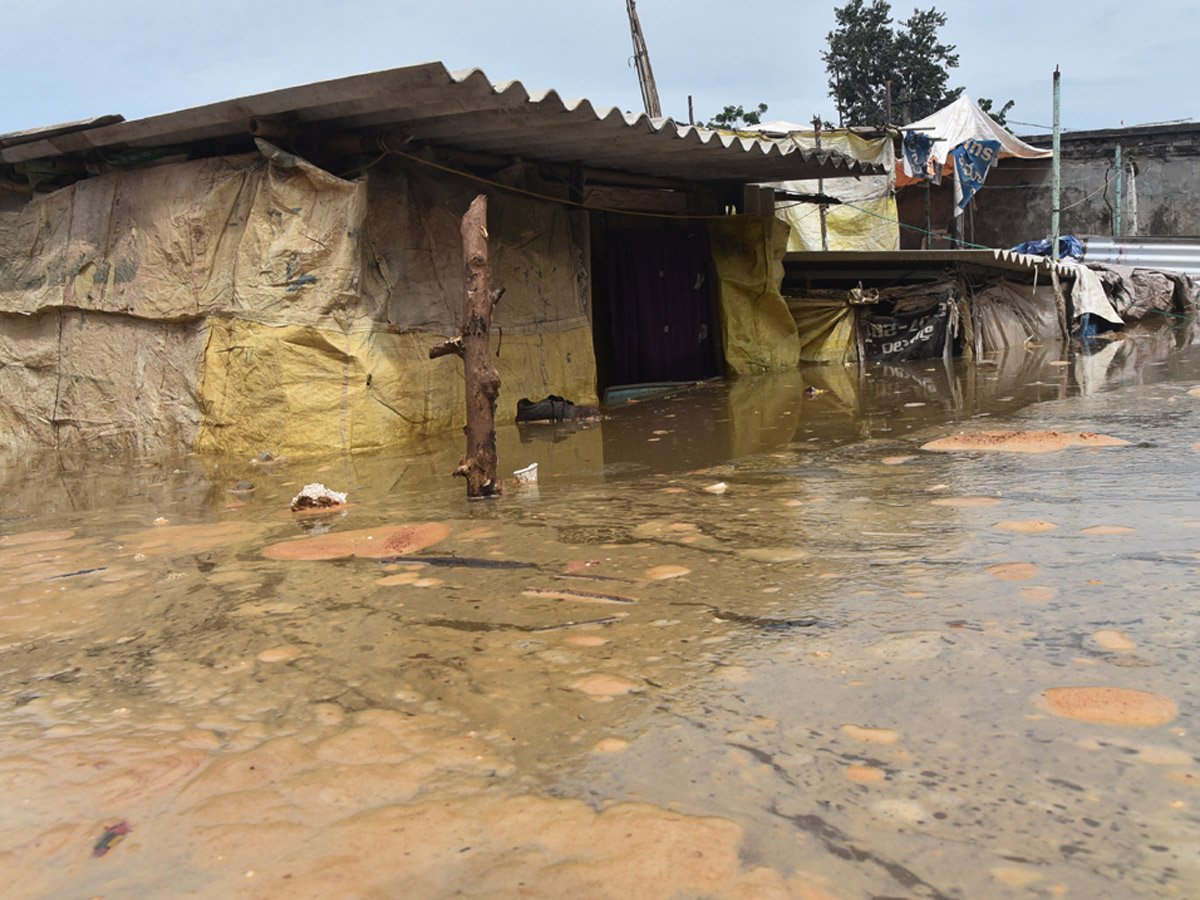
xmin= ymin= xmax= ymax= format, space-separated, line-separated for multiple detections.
xmin=429 ymin=194 xmax=505 ymax=498
xmin=813 ymin=115 xmax=829 ymax=251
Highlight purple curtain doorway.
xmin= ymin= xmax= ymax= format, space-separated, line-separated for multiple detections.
xmin=606 ymin=225 xmax=718 ymax=386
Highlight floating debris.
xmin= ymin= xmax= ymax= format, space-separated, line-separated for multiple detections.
xmin=290 ymin=483 xmax=348 ymax=512
xmin=990 ymin=868 xmax=1043 ymax=888
xmin=704 ymin=482 xmax=728 ymax=495
xmin=841 ymin=724 xmax=900 ymax=745
xmin=922 ymin=430 xmax=1131 ymax=454
xmin=987 ymin=562 xmax=1040 ymax=580
xmin=92 ymin=821 xmax=131 ymax=858
xmin=377 ymin=572 xmax=421 ymax=586
xmin=250 ymin=450 xmax=288 ymax=466
xmin=565 ymin=635 xmax=610 ymax=647
xmin=522 ymin=587 xmax=637 ymax=604
xmin=1080 ymin=525 xmax=1136 ymax=535
xmin=1165 ymin=771 xmax=1200 ymax=788
xmin=43 ymin=566 xmax=108 ymax=581
xmin=1038 ymin=686 xmax=1178 ymax=727
xmin=711 ymin=609 xmax=820 ymax=631
xmin=1093 ymin=630 xmax=1137 ymax=652
xmin=739 ymin=547 xmax=807 ymax=562
xmin=930 ymin=496 xmax=1002 ymax=507
xmin=870 ymin=798 xmax=930 ymax=823
xmin=644 ymin=565 xmax=690 ymax=580
xmin=1020 ymin=585 xmax=1057 ymax=602
xmin=593 ymin=738 xmax=630 ymax=753
xmin=993 ymin=520 xmax=1057 ymax=533
xmin=257 ymin=645 xmax=302 ymax=663
xmin=263 ymin=523 xmax=450 ymax=561
xmin=556 ymin=572 xmax=637 ymax=584
xmin=846 ymin=765 xmax=886 ymax=783
xmin=531 ymin=615 xmax=627 ymax=632
xmin=572 ymin=674 xmax=638 ymax=695
xmin=379 ymin=555 xmax=535 ymax=569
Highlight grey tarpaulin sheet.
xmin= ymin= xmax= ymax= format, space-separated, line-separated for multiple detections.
xmin=970 ymin=279 xmax=1062 ymax=353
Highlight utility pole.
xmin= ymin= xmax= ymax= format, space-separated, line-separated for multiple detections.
xmin=834 ymin=64 xmax=844 ymax=127
xmin=1051 ymin=66 xmax=1061 ymax=259
xmin=626 ymin=0 xmax=661 ymax=118
xmin=813 ymin=115 xmax=829 ymax=251
xmin=1114 ymin=143 xmax=1122 ymax=237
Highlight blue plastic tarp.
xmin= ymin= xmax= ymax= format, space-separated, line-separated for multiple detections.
xmin=1010 ymin=236 xmax=1083 ymax=260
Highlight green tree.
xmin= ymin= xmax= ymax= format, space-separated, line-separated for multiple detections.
xmin=707 ymin=102 xmax=769 ymax=129
xmin=822 ymin=1 xmax=967 ymax=126
xmin=892 ymin=7 xmax=960 ymax=121
xmin=978 ymin=97 xmax=1016 ymax=127
xmin=822 ymin=0 xmax=897 ymax=127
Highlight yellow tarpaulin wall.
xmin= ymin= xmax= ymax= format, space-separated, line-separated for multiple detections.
xmin=786 ymin=297 xmax=859 ymax=365
xmin=195 ymin=319 xmax=595 ymax=457
xmin=0 ymin=143 xmax=597 ymax=457
xmin=777 ymin=194 xmax=899 ymax=253
xmin=708 ymin=216 xmax=798 ymax=374
xmin=769 ymin=130 xmax=899 ymax=253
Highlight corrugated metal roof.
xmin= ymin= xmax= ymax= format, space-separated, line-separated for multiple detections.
xmin=1082 ymin=236 xmax=1200 ymax=277
xmin=785 ymin=249 xmax=1077 ymax=279
xmin=0 ymin=62 xmax=879 ymax=183
xmin=0 ymin=114 xmax=124 ymax=149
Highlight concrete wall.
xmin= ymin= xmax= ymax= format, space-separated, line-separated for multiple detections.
xmin=897 ymin=122 xmax=1200 ymax=250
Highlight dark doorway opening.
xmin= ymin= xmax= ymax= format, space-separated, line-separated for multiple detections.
xmin=593 ymin=222 xmax=721 ymax=393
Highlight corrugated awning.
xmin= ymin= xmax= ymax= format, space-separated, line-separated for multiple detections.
xmin=786 ymin=249 xmax=1077 ymax=280
xmin=0 ymin=62 xmax=881 ymax=183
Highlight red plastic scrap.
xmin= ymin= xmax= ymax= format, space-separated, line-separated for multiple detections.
xmin=92 ymin=821 xmax=131 ymax=858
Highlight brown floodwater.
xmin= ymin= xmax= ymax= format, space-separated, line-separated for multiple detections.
xmin=3 ymin=331 xmax=1200 ymax=899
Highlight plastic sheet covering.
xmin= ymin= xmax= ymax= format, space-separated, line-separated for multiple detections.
xmin=360 ymin=158 xmax=590 ymax=338
xmin=1064 ymin=264 xmax=1123 ymax=326
xmin=970 ymin=279 xmax=1062 ymax=353
xmin=767 ymin=130 xmax=899 ymax=252
xmin=862 ymin=293 xmax=953 ymax=363
xmin=0 ymin=145 xmax=598 ymax=456
xmin=0 ymin=144 xmax=368 ymax=329
xmin=1088 ymin=264 xmax=1199 ymax=323
xmin=896 ymin=96 xmax=1052 ymax=188
xmin=786 ymin=297 xmax=859 ymax=365
xmin=0 ymin=309 xmax=206 ymax=456
xmin=776 ymin=193 xmax=899 ymax=253
xmin=1128 ymin=270 xmax=1192 ymax=321
xmin=195 ymin=318 xmax=596 ymax=457
xmin=708 ymin=216 xmax=799 ymax=374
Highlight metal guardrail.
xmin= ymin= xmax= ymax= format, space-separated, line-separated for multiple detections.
xmin=1082 ymin=236 xmax=1200 ymax=277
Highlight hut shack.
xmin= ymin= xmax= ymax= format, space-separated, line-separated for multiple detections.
xmin=0 ymin=62 xmax=878 ymax=458
xmin=783 ymin=249 xmax=1102 ymax=365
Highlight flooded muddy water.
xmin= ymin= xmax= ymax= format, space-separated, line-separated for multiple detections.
xmin=3 ymin=334 xmax=1200 ymax=898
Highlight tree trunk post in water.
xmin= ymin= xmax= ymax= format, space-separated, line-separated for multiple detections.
xmin=429 ymin=194 xmax=505 ymax=498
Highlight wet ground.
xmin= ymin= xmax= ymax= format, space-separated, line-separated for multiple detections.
xmin=2 ymin=329 xmax=1199 ymax=899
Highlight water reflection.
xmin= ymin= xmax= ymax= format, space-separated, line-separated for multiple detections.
xmin=2 ymin=334 xmax=1199 ymax=898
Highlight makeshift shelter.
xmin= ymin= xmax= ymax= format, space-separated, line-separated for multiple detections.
xmin=783 ymin=249 xmax=1077 ymax=366
xmin=896 ymin=96 xmax=1052 ymax=247
xmin=745 ymin=122 xmax=899 ymax=253
xmin=0 ymin=62 xmax=878 ymax=457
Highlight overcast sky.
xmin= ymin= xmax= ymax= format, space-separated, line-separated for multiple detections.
xmin=3 ymin=0 xmax=1194 ymax=138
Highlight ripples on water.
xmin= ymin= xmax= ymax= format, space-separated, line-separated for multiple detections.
xmin=2 ymin=338 xmax=1199 ymax=898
